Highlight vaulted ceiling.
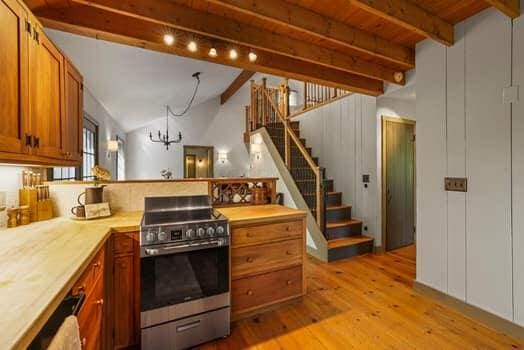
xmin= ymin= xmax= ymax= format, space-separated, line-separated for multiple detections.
xmin=25 ymin=0 xmax=520 ymax=96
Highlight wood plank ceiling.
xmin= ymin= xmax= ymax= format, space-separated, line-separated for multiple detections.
xmin=25 ymin=0 xmax=519 ymax=96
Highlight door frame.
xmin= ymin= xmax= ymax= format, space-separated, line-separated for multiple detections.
xmin=381 ymin=116 xmax=416 ymax=251
xmin=183 ymin=145 xmax=214 ymax=178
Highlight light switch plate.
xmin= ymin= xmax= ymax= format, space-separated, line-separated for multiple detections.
xmin=445 ymin=177 xmax=467 ymax=192
xmin=503 ymin=86 xmax=519 ymax=104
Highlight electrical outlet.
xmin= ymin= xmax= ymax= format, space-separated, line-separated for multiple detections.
xmin=445 ymin=177 xmax=467 ymax=192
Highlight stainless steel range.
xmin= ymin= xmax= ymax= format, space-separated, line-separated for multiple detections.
xmin=140 ymin=195 xmax=230 ymax=350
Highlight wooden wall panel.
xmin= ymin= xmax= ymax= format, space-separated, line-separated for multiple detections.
xmin=512 ymin=8 xmax=524 ymax=327
xmin=445 ymin=22 xmax=467 ymax=301
xmin=464 ymin=9 xmax=513 ymax=321
xmin=415 ymin=39 xmax=448 ymax=292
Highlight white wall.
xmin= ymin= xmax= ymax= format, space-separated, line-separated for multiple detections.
xmin=84 ymin=87 xmax=127 ymax=179
xmin=416 ymin=6 xmax=523 ymax=324
xmin=125 ymin=73 xmax=286 ymax=180
xmin=126 ymin=95 xmax=250 ymax=179
xmin=295 ymin=94 xmax=380 ymax=245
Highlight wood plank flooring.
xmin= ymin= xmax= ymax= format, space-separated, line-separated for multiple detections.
xmin=201 ymin=245 xmax=523 ymax=349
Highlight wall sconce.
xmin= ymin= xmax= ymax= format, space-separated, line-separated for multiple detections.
xmin=197 ymin=158 xmax=205 ymax=167
xmin=218 ymin=152 xmax=228 ymax=163
xmin=251 ymin=143 xmax=262 ymax=161
xmin=106 ymin=139 xmax=119 ymax=159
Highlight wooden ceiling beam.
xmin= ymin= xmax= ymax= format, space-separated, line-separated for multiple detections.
xmin=69 ymin=0 xmax=404 ymax=85
xmin=221 ymin=70 xmax=255 ymax=105
xmin=484 ymin=0 xmax=520 ymax=18
xmin=35 ymin=6 xmax=384 ymax=96
xmin=203 ymin=0 xmax=414 ymax=69
xmin=349 ymin=0 xmax=454 ymax=46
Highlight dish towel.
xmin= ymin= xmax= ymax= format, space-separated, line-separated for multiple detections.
xmin=48 ymin=315 xmax=82 ymax=350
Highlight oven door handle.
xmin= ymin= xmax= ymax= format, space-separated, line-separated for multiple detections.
xmin=142 ymin=239 xmax=228 ymax=256
xmin=176 ymin=319 xmax=201 ymax=332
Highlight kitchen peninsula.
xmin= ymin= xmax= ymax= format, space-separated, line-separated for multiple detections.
xmin=0 ymin=200 xmax=306 ymax=349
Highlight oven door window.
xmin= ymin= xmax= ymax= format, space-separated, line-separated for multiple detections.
xmin=141 ymin=246 xmax=229 ymax=311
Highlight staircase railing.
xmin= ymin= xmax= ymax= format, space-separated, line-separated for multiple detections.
xmin=302 ymin=81 xmax=351 ymax=112
xmin=246 ymin=78 xmax=325 ymax=230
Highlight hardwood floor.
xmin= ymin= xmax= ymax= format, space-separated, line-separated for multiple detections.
xmin=201 ymin=245 xmax=522 ymax=349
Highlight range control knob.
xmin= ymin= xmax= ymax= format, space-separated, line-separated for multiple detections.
xmin=207 ymin=227 xmax=215 ymax=237
xmin=185 ymin=229 xmax=195 ymax=239
xmin=145 ymin=230 xmax=156 ymax=242
xmin=216 ymin=226 xmax=225 ymax=236
xmin=197 ymin=227 xmax=206 ymax=238
xmin=158 ymin=231 xmax=167 ymax=241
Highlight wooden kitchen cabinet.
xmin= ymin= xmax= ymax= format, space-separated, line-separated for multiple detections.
xmin=28 ymin=19 xmax=65 ymax=160
xmin=63 ymin=59 xmax=84 ymax=161
xmin=72 ymin=244 xmax=106 ymax=350
xmin=0 ymin=0 xmax=83 ymax=166
xmin=0 ymin=0 xmax=29 ymax=156
xmin=107 ymin=231 xmax=140 ymax=349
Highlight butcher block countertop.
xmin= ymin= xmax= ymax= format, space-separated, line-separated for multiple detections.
xmin=0 ymin=211 xmax=142 ymax=350
xmin=217 ymin=204 xmax=306 ymax=226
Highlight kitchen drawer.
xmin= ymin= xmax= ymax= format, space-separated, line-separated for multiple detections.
xmin=232 ymin=220 xmax=303 ymax=247
xmin=113 ymin=233 xmax=135 ymax=255
xmin=232 ymin=266 xmax=302 ymax=314
xmin=78 ymin=271 xmax=104 ymax=350
xmin=72 ymin=247 xmax=105 ymax=297
xmin=231 ymin=239 xmax=303 ymax=279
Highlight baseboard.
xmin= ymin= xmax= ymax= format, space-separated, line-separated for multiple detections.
xmin=414 ymin=281 xmax=524 ymax=342
xmin=373 ymin=245 xmax=385 ymax=254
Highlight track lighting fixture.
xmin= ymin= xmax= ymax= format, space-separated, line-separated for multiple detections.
xmin=229 ymin=49 xmax=238 ymax=60
xmin=188 ymin=40 xmax=198 ymax=52
xmin=209 ymin=47 xmax=218 ymax=58
xmin=163 ymin=34 xmax=175 ymax=46
xmin=248 ymin=51 xmax=257 ymax=62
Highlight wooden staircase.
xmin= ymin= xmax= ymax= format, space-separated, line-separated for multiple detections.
xmin=245 ymin=78 xmax=373 ymax=261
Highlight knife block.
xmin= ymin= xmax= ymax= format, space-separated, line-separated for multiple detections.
xmin=36 ymin=200 xmax=54 ymax=221
xmin=19 ymin=189 xmax=38 ymax=222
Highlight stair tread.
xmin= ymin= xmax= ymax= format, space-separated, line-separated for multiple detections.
xmin=326 ymin=219 xmax=362 ymax=229
xmin=312 ymin=204 xmax=352 ymax=212
xmin=303 ymin=191 xmax=340 ymax=196
xmin=328 ymin=235 xmax=374 ymax=249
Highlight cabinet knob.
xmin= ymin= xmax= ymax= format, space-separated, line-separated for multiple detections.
xmin=285 ymin=226 xmax=290 ymax=232
xmin=246 ymin=232 xmax=253 ymax=237
xmin=286 ymin=280 xmax=293 ymax=285
xmin=246 ymin=257 xmax=254 ymax=263
xmin=286 ymin=250 xmax=293 ymax=255
xmin=246 ymin=290 xmax=253 ymax=296
xmin=95 ymin=299 xmax=104 ymax=306
xmin=81 ymin=337 xmax=86 ymax=347
xmin=93 ymin=261 xmax=101 ymax=268
xmin=77 ymin=285 xmax=85 ymax=293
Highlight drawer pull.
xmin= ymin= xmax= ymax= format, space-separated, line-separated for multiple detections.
xmin=93 ymin=261 xmax=101 ymax=268
xmin=246 ymin=257 xmax=254 ymax=263
xmin=95 ymin=299 xmax=104 ymax=306
xmin=246 ymin=289 xmax=254 ymax=296
xmin=246 ymin=232 xmax=253 ymax=237
xmin=286 ymin=280 xmax=293 ymax=285
xmin=77 ymin=285 xmax=85 ymax=292
xmin=286 ymin=226 xmax=290 ymax=232
xmin=286 ymin=250 xmax=293 ymax=255
xmin=81 ymin=337 xmax=86 ymax=347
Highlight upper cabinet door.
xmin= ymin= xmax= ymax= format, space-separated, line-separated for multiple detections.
xmin=64 ymin=59 xmax=84 ymax=161
xmin=0 ymin=0 xmax=29 ymax=154
xmin=28 ymin=24 xmax=65 ymax=160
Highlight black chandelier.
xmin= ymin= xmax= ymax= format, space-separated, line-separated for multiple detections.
xmin=149 ymin=72 xmax=201 ymax=150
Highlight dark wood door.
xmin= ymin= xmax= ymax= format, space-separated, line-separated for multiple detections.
xmin=384 ymin=119 xmax=415 ymax=251
xmin=64 ymin=59 xmax=83 ymax=161
xmin=0 ymin=0 xmax=29 ymax=155
xmin=28 ymin=25 xmax=65 ymax=160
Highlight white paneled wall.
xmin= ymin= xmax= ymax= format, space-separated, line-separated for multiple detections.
xmin=295 ymin=95 xmax=379 ymax=245
xmin=513 ymin=11 xmax=524 ymax=327
xmin=416 ymin=6 xmax=522 ymax=323
xmin=464 ymin=9 xmax=513 ymax=320
xmin=445 ymin=22 xmax=467 ymax=301
xmin=416 ymin=39 xmax=448 ymax=292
